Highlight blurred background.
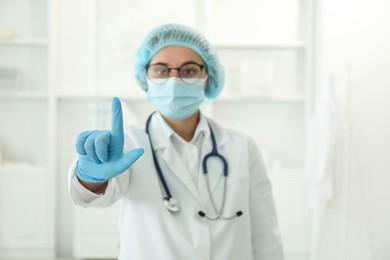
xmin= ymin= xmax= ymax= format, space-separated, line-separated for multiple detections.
xmin=0 ymin=0 xmax=389 ymax=259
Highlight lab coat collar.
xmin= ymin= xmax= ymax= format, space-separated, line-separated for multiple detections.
xmin=147 ymin=111 xmax=230 ymax=205
xmin=204 ymin=116 xmax=229 ymax=148
xmin=149 ymin=112 xmax=205 ymax=203
xmin=148 ymin=112 xmax=174 ymax=150
xmin=148 ymin=111 xmax=229 ymax=151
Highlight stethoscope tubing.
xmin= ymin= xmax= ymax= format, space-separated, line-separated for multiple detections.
xmin=145 ymin=112 xmax=173 ymax=200
xmin=202 ymin=123 xmax=228 ymax=177
xmin=145 ymin=112 xmax=242 ymax=220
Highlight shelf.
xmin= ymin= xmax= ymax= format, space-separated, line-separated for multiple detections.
xmin=0 ymin=162 xmax=48 ymax=175
xmin=56 ymin=92 xmax=305 ymax=103
xmin=0 ymin=38 xmax=48 ymax=47
xmin=56 ymin=92 xmax=145 ymax=101
xmin=214 ymin=41 xmax=306 ymax=50
xmin=0 ymin=91 xmax=48 ymax=99
xmin=218 ymin=93 xmax=306 ymax=102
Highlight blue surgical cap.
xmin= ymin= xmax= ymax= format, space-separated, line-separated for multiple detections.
xmin=134 ymin=23 xmax=225 ymax=99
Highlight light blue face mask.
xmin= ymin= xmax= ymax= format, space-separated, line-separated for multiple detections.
xmin=147 ymin=77 xmax=206 ymax=120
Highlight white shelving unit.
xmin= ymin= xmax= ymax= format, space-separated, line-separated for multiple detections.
xmin=0 ymin=0 xmax=55 ymax=258
xmin=1 ymin=0 xmax=316 ymax=258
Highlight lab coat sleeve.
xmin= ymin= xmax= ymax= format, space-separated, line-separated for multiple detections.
xmin=68 ymin=159 xmax=130 ymax=208
xmin=248 ymin=138 xmax=285 ymax=260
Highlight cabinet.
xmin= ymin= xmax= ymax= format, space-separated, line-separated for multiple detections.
xmin=73 ymin=203 xmax=120 ymax=258
xmin=0 ymin=0 xmax=55 ymax=258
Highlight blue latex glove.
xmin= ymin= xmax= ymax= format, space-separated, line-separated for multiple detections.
xmin=75 ymin=97 xmax=144 ymax=183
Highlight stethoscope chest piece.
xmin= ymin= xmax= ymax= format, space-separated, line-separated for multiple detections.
xmin=163 ymin=197 xmax=180 ymax=212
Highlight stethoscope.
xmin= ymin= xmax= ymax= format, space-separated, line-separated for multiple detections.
xmin=145 ymin=112 xmax=243 ymax=221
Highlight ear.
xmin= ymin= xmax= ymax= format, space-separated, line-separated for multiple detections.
xmin=203 ymin=75 xmax=208 ymax=90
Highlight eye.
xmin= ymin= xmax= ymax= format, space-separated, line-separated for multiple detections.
xmin=180 ymin=65 xmax=201 ymax=78
xmin=154 ymin=67 xmax=169 ymax=75
xmin=148 ymin=65 xmax=169 ymax=78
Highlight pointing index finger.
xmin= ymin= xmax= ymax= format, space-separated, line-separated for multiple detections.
xmin=111 ymin=97 xmax=124 ymax=144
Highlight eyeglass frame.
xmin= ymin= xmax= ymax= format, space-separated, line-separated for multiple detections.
xmin=145 ymin=61 xmax=207 ymax=85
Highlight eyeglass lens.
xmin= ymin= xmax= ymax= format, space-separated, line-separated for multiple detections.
xmin=147 ymin=63 xmax=204 ymax=84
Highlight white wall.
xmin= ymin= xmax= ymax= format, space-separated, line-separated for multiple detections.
xmin=314 ymin=0 xmax=390 ymax=259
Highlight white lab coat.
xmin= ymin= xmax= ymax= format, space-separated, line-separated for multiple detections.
xmin=69 ymin=114 xmax=284 ymax=260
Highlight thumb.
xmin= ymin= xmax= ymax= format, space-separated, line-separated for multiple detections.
xmin=114 ymin=148 xmax=144 ymax=173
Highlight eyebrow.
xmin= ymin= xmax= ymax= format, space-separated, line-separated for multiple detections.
xmin=148 ymin=61 xmax=204 ymax=67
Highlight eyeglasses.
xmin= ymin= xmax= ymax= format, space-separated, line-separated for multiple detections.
xmin=146 ymin=62 xmax=206 ymax=85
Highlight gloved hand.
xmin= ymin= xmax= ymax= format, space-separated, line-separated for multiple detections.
xmin=75 ymin=97 xmax=144 ymax=183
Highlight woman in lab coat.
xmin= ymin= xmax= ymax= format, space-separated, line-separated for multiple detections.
xmin=69 ymin=23 xmax=284 ymax=260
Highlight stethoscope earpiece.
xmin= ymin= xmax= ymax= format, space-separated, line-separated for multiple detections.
xmin=198 ymin=211 xmax=206 ymax=217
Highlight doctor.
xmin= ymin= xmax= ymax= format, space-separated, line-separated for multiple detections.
xmin=69 ymin=23 xmax=284 ymax=260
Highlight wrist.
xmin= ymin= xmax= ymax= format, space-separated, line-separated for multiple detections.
xmin=77 ymin=176 xmax=109 ymax=194
xmin=76 ymin=161 xmax=108 ymax=183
